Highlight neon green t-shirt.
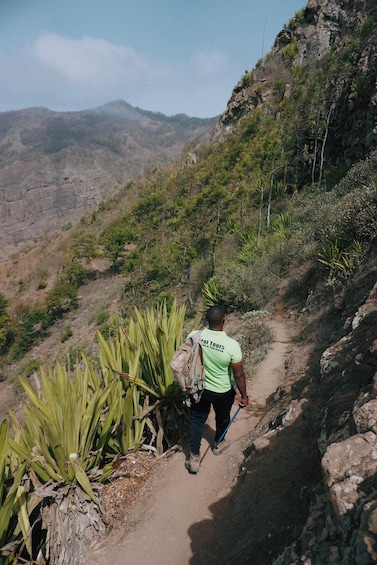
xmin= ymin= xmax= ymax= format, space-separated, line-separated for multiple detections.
xmin=189 ymin=328 xmax=242 ymax=393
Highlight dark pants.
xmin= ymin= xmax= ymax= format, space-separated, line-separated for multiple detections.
xmin=189 ymin=388 xmax=236 ymax=455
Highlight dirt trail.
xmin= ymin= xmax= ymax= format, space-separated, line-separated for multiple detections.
xmin=85 ymin=317 xmax=290 ymax=565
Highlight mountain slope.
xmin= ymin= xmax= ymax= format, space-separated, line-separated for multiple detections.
xmin=0 ymin=101 xmax=215 ymax=261
xmin=0 ymin=1 xmax=377 ymax=562
xmin=214 ymin=0 xmax=377 ymax=182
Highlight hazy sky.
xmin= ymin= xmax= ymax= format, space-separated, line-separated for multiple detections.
xmin=1 ymin=0 xmax=306 ymax=117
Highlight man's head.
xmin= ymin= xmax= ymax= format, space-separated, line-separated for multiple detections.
xmin=206 ymin=305 xmax=226 ymax=330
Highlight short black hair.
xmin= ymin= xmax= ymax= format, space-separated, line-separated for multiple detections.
xmin=206 ymin=305 xmax=226 ymax=325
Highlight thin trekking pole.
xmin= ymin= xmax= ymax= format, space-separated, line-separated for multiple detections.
xmin=213 ymin=405 xmax=242 ymax=449
xmin=199 ymin=405 xmax=243 ymax=465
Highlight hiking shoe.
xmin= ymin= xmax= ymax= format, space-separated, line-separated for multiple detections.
xmin=212 ymin=438 xmax=230 ymax=456
xmin=186 ymin=452 xmax=200 ymax=474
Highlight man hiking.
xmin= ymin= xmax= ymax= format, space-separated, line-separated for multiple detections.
xmin=187 ymin=305 xmax=249 ymax=474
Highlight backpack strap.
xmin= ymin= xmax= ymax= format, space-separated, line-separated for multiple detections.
xmin=188 ymin=328 xmax=203 ymax=346
xmin=189 ymin=329 xmax=205 ymax=404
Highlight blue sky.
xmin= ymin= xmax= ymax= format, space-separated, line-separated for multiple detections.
xmin=1 ymin=0 xmax=306 ymax=118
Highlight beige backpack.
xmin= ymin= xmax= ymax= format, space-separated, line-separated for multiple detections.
xmin=170 ymin=330 xmax=205 ymax=406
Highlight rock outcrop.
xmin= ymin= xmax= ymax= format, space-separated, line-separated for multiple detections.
xmin=201 ymin=263 xmax=377 ymax=563
xmin=265 ymin=273 xmax=377 ymax=563
xmin=213 ymin=0 xmax=377 ymax=177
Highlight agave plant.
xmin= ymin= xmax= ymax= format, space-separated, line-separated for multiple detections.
xmin=0 ymin=420 xmax=40 ymax=564
xmin=97 ymin=325 xmax=157 ymax=455
xmin=202 ymin=279 xmax=222 ymax=311
xmin=272 ymin=212 xmax=292 ymax=241
xmin=129 ymin=300 xmax=190 ymax=451
xmin=318 ymin=237 xmax=365 ymax=279
xmin=10 ymin=363 xmax=115 ymax=502
xmin=133 ymin=300 xmax=186 ymax=398
xmin=5 ymin=360 xmax=120 ymax=565
xmin=97 ymin=299 xmax=189 ymax=453
xmin=98 ymin=299 xmax=186 ymax=399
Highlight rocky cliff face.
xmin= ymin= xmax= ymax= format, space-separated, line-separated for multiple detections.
xmin=205 ymin=267 xmax=377 ymax=564
xmin=275 ymin=269 xmax=377 ymax=564
xmin=0 ymin=102 xmax=214 ymax=261
xmin=213 ymin=0 xmax=377 ymax=175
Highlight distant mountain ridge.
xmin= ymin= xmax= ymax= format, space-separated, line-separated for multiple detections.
xmin=0 ymin=100 xmax=216 ymax=261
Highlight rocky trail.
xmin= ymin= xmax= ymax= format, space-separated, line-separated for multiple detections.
xmin=84 ymin=316 xmax=291 ymax=565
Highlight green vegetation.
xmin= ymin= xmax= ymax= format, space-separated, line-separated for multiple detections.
xmin=1 ymin=9 xmax=377 ymax=560
xmin=3 ymin=55 xmax=377 ymax=356
xmin=0 ymin=300 xmax=189 ymax=562
xmin=289 ymin=9 xmax=305 ymax=30
xmin=102 ymin=224 xmax=133 ymax=270
xmin=357 ymin=14 xmax=377 ymax=40
xmin=4 ymin=150 xmax=374 ymax=558
xmin=11 ymin=304 xmax=52 ymax=360
xmin=0 ymin=294 xmax=10 ymax=352
xmin=282 ymin=37 xmax=298 ymax=62
xmin=0 ymin=421 xmax=32 ymax=564
xmin=242 ymin=71 xmax=253 ymax=87
xmin=95 ymin=309 xmax=109 ymax=326
xmin=240 ymin=310 xmax=273 ymax=367
xmin=60 ymin=325 xmax=73 ymax=342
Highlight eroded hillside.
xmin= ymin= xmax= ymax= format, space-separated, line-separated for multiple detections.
xmin=0 ymin=102 xmax=215 ymax=260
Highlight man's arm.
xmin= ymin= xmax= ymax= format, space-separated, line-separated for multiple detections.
xmin=231 ymin=361 xmax=249 ymax=407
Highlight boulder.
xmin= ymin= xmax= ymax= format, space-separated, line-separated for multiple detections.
xmin=322 ymin=432 xmax=377 ymax=518
xmin=354 ymin=400 xmax=377 ymax=434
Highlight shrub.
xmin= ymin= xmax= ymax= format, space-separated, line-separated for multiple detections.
xmin=289 ymin=9 xmax=305 ymax=29
xmin=282 ymin=37 xmax=298 ymax=62
xmin=61 ymin=221 xmax=72 ymax=231
xmin=102 ymin=225 xmax=133 ymax=269
xmin=46 ymin=284 xmax=78 ymax=319
xmin=96 ymin=310 xmax=109 ymax=326
xmin=19 ymin=359 xmax=40 ymax=378
xmin=35 ymin=266 xmax=49 ymax=291
xmin=11 ymin=305 xmax=52 ymax=360
xmin=292 ymin=170 xmax=377 ymax=251
xmin=60 ymin=325 xmax=73 ymax=343
xmin=209 ymin=261 xmax=278 ymax=313
xmin=274 ymin=78 xmax=286 ymax=99
xmin=239 ymin=310 xmax=273 ymax=367
xmin=17 ymin=280 xmax=26 ymax=293
xmin=62 ymin=261 xmax=88 ymax=287
xmin=0 ymin=293 xmax=11 ymax=352
xmin=242 ymin=71 xmax=253 ymax=87
xmin=357 ymin=16 xmax=377 ymax=40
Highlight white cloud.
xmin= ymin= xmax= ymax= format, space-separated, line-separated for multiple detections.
xmin=191 ymin=48 xmax=228 ymax=77
xmin=32 ymin=32 xmax=172 ymax=87
xmin=0 ymin=33 xmax=233 ymax=117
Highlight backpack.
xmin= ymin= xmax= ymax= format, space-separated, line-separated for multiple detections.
xmin=170 ymin=330 xmax=205 ymax=406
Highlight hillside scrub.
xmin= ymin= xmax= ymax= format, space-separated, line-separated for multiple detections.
xmin=0 ymin=297 xmax=275 ymax=563
xmin=2 ymin=2 xmax=377 ymax=361
xmin=2 ymin=149 xmax=377 ymax=561
xmin=0 ymin=3 xmax=377 ymax=562
xmin=1 ymin=146 xmax=376 ymax=368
